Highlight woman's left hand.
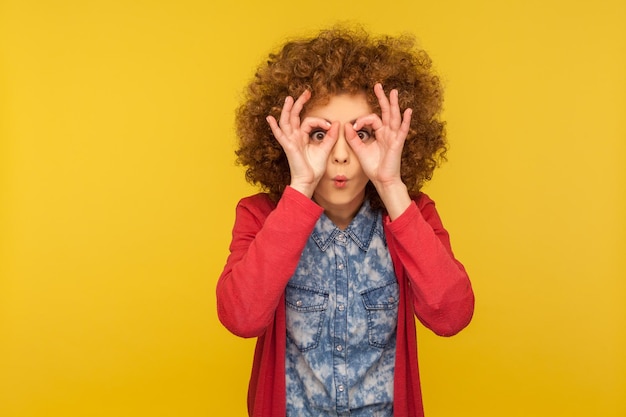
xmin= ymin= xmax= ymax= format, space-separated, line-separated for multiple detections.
xmin=345 ymin=83 xmax=412 ymax=189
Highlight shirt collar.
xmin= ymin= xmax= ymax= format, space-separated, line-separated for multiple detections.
xmin=311 ymin=201 xmax=381 ymax=252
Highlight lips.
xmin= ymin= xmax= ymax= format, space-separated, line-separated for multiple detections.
xmin=333 ymin=175 xmax=348 ymax=188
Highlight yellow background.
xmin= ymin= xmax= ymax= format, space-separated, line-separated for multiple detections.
xmin=1 ymin=0 xmax=624 ymax=416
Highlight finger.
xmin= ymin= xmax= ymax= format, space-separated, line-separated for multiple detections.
xmin=399 ymin=108 xmax=413 ymax=137
xmin=352 ymin=114 xmax=383 ymax=134
xmin=278 ymin=96 xmax=294 ymax=132
xmin=389 ymin=89 xmax=401 ymax=130
xmin=318 ymin=121 xmax=340 ymax=153
xmin=300 ymin=117 xmax=332 ymax=135
xmin=345 ymin=122 xmax=367 ymax=154
xmin=266 ymin=115 xmax=282 ymax=139
xmin=374 ymin=83 xmax=391 ymax=125
xmin=267 ymin=115 xmax=290 ymax=150
xmin=290 ymin=90 xmax=311 ymax=130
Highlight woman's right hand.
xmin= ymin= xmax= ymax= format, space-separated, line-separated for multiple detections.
xmin=266 ymin=90 xmax=339 ymax=198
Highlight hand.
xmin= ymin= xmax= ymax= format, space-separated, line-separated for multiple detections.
xmin=345 ymin=83 xmax=412 ymax=188
xmin=345 ymin=83 xmax=413 ymax=219
xmin=266 ymin=90 xmax=340 ymax=197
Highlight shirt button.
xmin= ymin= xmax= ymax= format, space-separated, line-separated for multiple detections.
xmin=338 ymin=384 xmax=345 ymax=392
xmin=336 ymin=345 xmax=343 ymax=352
xmin=296 ymin=300 xmax=302 ymax=307
xmin=338 ymin=304 xmax=345 ymax=311
xmin=336 ymin=233 xmax=346 ymax=242
xmin=337 ymin=263 xmax=344 ymax=270
xmin=388 ymin=296 xmax=395 ymax=303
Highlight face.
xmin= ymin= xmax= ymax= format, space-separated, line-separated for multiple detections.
xmin=304 ymin=93 xmax=373 ymax=218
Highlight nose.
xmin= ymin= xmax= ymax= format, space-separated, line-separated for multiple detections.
xmin=331 ymin=133 xmax=350 ymax=164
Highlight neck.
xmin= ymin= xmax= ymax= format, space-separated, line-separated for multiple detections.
xmin=325 ymin=210 xmax=356 ymax=230
xmin=314 ymin=196 xmax=365 ymax=231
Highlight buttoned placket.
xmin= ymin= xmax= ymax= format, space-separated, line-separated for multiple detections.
xmin=286 ymin=202 xmax=395 ymax=417
xmin=332 ymin=230 xmax=350 ymax=414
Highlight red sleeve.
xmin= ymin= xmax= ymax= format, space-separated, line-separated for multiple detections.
xmin=216 ymin=187 xmax=324 ymax=338
xmin=385 ymin=194 xmax=474 ymax=336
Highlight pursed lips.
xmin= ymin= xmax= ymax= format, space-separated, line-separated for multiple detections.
xmin=333 ymin=175 xmax=348 ymax=188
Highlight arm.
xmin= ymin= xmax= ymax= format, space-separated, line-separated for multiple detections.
xmin=219 ymin=90 xmax=335 ymax=337
xmin=385 ymin=194 xmax=474 ymax=336
xmin=348 ymin=85 xmax=473 ymax=335
xmin=216 ymin=187 xmax=324 ymax=338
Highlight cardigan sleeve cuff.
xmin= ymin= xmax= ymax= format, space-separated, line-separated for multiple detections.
xmin=384 ymin=200 xmax=422 ymax=232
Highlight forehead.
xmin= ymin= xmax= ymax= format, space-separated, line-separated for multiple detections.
xmin=304 ymin=93 xmax=372 ymax=121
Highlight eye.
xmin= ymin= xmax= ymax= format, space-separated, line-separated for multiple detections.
xmin=357 ymin=128 xmax=372 ymax=141
xmin=309 ymin=129 xmax=327 ymax=141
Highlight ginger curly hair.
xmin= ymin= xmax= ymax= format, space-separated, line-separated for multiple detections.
xmin=235 ymin=26 xmax=448 ymax=210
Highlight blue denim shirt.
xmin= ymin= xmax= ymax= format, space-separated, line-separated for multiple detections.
xmin=285 ymin=201 xmax=398 ymax=417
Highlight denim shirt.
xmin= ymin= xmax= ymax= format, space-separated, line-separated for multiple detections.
xmin=285 ymin=201 xmax=398 ymax=417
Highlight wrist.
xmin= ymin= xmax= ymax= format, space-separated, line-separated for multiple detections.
xmin=289 ymin=180 xmax=317 ymax=199
xmin=373 ymin=180 xmax=411 ymax=220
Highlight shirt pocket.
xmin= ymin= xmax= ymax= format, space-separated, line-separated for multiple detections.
xmin=361 ymin=281 xmax=399 ymax=348
xmin=285 ymin=284 xmax=329 ymax=352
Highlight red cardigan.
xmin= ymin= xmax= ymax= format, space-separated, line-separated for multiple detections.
xmin=217 ymin=187 xmax=474 ymax=417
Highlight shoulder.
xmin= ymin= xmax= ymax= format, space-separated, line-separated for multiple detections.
xmin=238 ymin=192 xmax=276 ymax=210
xmin=238 ymin=187 xmax=322 ymax=218
xmin=235 ymin=192 xmax=277 ymax=222
xmin=412 ymin=192 xmax=434 ymax=208
xmin=412 ymin=191 xmax=444 ymax=221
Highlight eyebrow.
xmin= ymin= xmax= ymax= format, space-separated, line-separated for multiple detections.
xmin=322 ymin=118 xmax=358 ymax=125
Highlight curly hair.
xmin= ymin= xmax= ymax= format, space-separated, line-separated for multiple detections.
xmin=235 ymin=26 xmax=448 ymax=210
